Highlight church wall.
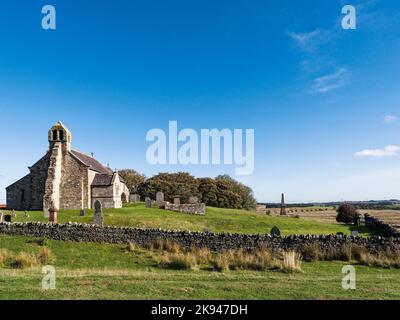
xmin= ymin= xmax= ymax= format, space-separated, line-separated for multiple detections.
xmin=6 ymin=175 xmax=32 ymax=210
xmin=59 ymin=151 xmax=89 ymax=210
xmin=28 ymin=153 xmax=51 ymax=210
xmin=91 ymin=185 xmax=116 ymax=208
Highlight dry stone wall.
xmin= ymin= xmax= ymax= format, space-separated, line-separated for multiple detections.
xmin=1 ymin=222 xmax=399 ymax=253
xmin=165 ymin=203 xmax=206 ymax=215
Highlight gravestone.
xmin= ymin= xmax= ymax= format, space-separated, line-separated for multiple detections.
xmin=188 ymin=196 xmax=198 ymax=204
xmin=0 ymin=211 xmax=3 ymax=222
xmin=93 ymin=200 xmax=104 ymax=226
xmin=336 ymin=232 xmax=344 ymax=237
xmin=130 ymin=194 xmax=140 ymax=203
xmin=4 ymin=215 xmax=12 ymax=223
xmin=270 ymin=226 xmax=281 ymax=237
xmin=173 ymin=196 xmax=181 ymax=205
xmin=24 ymin=211 xmax=29 ymax=218
xmin=12 ymin=210 xmax=17 ymax=218
xmin=156 ymin=192 xmax=164 ymax=205
xmin=80 ymin=209 xmax=85 ymax=217
xmin=145 ymin=197 xmax=152 ymax=208
xmin=49 ymin=210 xmax=58 ymax=223
xmin=351 ymin=230 xmax=359 ymax=237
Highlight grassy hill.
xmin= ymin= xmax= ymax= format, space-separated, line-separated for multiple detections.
xmin=6 ymin=203 xmax=373 ymax=236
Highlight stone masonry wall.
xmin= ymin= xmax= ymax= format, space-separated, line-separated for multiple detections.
xmin=60 ymin=151 xmax=89 ymax=210
xmin=29 ymin=153 xmax=51 ymax=210
xmin=165 ymin=203 xmax=206 ymax=215
xmin=1 ymin=222 xmax=399 ymax=254
xmin=365 ymin=214 xmax=400 ymax=238
xmin=6 ymin=153 xmax=51 ymax=211
xmin=6 ymin=175 xmax=31 ymax=211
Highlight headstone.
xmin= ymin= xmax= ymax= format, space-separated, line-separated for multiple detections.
xmin=351 ymin=230 xmax=359 ymax=237
xmin=188 ymin=196 xmax=198 ymax=204
xmin=336 ymin=232 xmax=344 ymax=237
xmin=173 ymin=196 xmax=181 ymax=205
xmin=12 ymin=210 xmax=17 ymax=218
xmin=80 ymin=210 xmax=86 ymax=217
xmin=93 ymin=200 xmax=104 ymax=226
xmin=156 ymin=192 xmax=164 ymax=206
xmin=145 ymin=197 xmax=152 ymax=208
xmin=270 ymin=226 xmax=281 ymax=237
xmin=4 ymin=215 xmax=12 ymax=223
xmin=130 ymin=194 xmax=140 ymax=203
xmin=24 ymin=211 xmax=29 ymax=218
xmin=0 ymin=211 xmax=3 ymax=222
xmin=49 ymin=210 xmax=58 ymax=223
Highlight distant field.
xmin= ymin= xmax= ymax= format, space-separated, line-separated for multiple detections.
xmin=1 ymin=234 xmax=400 ymax=300
xmin=265 ymin=206 xmax=400 ymax=232
xmin=2 ymin=203 xmax=373 ymax=236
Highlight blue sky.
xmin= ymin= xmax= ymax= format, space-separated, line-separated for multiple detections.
xmin=0 ymin=0 xmax=400 ymax=203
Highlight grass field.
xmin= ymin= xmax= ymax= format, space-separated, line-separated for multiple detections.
xmin=1 ymin=234 xmax=400 ymax=300
xmin=3 ymin=203 xmax=373 ymax=236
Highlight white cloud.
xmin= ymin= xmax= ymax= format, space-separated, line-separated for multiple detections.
xmin=312 ymin=68 xmax=350 ymax=93
xmin=383 ymin=115 xmax=397 ymax=123
xmin=288 ymin=29 xmax=322 ymax=52
xmin=354 ymin=145 xmax=400 ymax=158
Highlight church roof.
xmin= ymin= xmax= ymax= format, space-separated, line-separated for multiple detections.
xmin=71 ymin=150 xmax=113 ymax=175
xmin=92 ymin=174 xmax=114 ymax=186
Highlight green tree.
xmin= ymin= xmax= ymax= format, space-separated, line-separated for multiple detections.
xmin=118 ymin=169 xmax=146 ymax=193
xmin=336 ymin=203 xmax=358 ymax=224
xmin=138 ymin=172 xmax=199 ymax=203
xmin=215 ymin=175 xmax=257 ymax=210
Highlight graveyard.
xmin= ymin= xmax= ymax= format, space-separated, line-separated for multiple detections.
xmin=0 ymin=202 xmax=372 ymax=236
xmin=1 ymin=200 xmax=400 ymax=299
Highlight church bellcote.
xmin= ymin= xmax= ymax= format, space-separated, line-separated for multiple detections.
xmin=48 ymin=121 xmax=72 ymax=151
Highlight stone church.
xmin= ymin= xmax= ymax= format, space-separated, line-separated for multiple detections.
xmin=6 ymin=122 xmax=130 ymax=213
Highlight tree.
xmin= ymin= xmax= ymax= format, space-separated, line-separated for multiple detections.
xmin=138 ymin=172 xmax=199 ymax=203
xmin=336 ymin=203 xmax=358 ymax=224
xmin=215 ymin=175 xmax=257 ymax=210
xmin=118 ymin=169 xmax=146 ymax=193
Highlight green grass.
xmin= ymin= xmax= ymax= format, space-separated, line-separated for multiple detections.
xmin=5 ymin=203 xmax=373 ymax=236
xmin=0 ymin=234 xmax=399 ymax=300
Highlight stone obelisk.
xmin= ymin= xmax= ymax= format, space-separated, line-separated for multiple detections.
xmin=280 ymin=193 xmax=286 ymax=216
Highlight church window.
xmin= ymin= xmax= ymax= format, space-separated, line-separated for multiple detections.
xmin=59 ymin=130 xmax=64 ymax=141
xmin=21 ymin=190 xmax=25 ymax=202
xmin=52 ymin=130 xmax=58 ymax=141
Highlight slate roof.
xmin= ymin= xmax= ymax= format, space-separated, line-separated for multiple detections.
xmin=71 ymin=150 xmax=113 ymax=175
xmin=92 ymin=174 xmax=114 ymax=186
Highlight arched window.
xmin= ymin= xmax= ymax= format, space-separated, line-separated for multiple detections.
xmin=52 ymin=130 xmax=58 ymax=141
xmin=59 ymin=130 xmax=64 ymax=141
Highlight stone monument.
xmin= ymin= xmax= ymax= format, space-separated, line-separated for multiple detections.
xmin=156 ymin=192 xmax=165 ymax=207
xmin=173 ymin=196 xmax=181 ymax=205
xmin=280 ymin=193 xmax=286 ymax=216
xmin=145 ymin=197 xmax=152 ymax=208
xmin=93 ymin=200 xmax=104 ymax=226
xmin=271 ymin=226 xmax=281 ymax=237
